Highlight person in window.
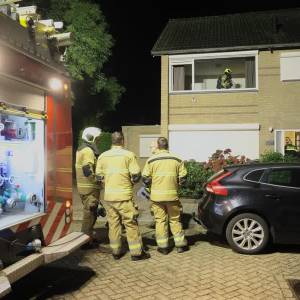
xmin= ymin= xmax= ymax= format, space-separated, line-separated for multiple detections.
xmin=217 ymin=68 xmax=233 ymax=89
xmin=285 ymin=137 xmax=299 ymax=157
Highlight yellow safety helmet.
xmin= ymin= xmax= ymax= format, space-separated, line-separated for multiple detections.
xmin=224 ymin=68 xmax=232 ymax=74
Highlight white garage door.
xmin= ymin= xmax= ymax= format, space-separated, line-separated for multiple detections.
xmin=169 ymin=124 xmax=259 ymax=162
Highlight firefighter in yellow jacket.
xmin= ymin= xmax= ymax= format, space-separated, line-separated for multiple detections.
xmin=96 ymin=132 xmax=150 ymax=261
xmin=142 ymin=137 xmax=188 ymax=254
xmin=75 ymin=127 xmax=102 ymax=244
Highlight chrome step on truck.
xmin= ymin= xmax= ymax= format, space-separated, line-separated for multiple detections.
xmin=0 ymin=232 xmax=89 ymax=297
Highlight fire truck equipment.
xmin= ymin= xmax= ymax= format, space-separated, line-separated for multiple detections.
xmin=54 ymin=21 xmax=63 ymax=29
xmin=0 ymin=0 xmax=21 ymax=5
xmin=137 ymin=186 xmax=150 ymax=200
xmin=48 ymin=32 xmax=73 ymax=47
xmin=26 ymin=239 xmax=41 ymax=252
xmin=15 ymin=5 xmax=36 ymax=15
xmin=24 ymin=120 xmax=36 ymax=141
xmin=36 ymin=20 xmax=55 ymax=34
xmin=0 ymin=2 xmax=90 ymax=296
xmin=0 ymin=186 xmax=39 ymax=211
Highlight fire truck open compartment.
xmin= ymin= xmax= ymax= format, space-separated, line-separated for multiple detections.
xmin=0 ymin=8 xmax=91 ymax=297
xmin=0 ymin=112 xmax=45 ymax=229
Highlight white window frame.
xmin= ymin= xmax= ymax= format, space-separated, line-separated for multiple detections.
xmin=169 ymin=50 xmax=259 ymax=94
xmin=274 ymin=129 xmax=300 ymax=154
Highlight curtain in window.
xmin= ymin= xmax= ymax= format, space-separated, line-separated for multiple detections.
xmin=296 ymin=132 xmax=300 ymax=150
xmin=245 ymin=58 xmax=255 ymax=88
xmin=275 ymin=131 xmax=284 ymax=154
xmin=173 ymin=66 xmax=185 ymax=90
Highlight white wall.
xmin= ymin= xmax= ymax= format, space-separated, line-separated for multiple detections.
xmin=139 ymin=134 xmax=160 ymax=158
xmin=169 ymin=125 xmax=259 ymax=161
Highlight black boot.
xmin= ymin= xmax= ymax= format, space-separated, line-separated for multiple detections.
xmin=176 ymin=245 xmax=189 ymax=253
xmin=131 ymin=251 xmax=150 ymax=261
xmin=112 ymin=253 xmax=123 ymax=260
xmin=157 ymin=247 xmax=169 ymax=255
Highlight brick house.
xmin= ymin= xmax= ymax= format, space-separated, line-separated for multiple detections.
xmin=150 ymin=8 xmax=300 ymax=161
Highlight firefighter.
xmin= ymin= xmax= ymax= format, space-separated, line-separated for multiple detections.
xmin=142 ymin=137 xmax=188 ymax=254
xmin=285 ymin=137 xmax=299 ymax=157
xmin=75 ymin=127 xmax=103 ymax=247
xmin=96 ymin=132 xmax=150 ymax=261
xmin=217 ymin=68 xmax=233 ymax=89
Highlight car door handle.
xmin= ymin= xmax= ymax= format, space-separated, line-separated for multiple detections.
xmin=265 ymin=194 xmax=280 ymax=200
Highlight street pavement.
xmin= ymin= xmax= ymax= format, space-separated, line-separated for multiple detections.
xmin=4 ymin=189 xmax=300 ymax=299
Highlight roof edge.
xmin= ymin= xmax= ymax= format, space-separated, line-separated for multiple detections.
xmin=151 ymin=43 xmax=300 ymax=56
xmin=167 ymin=7 xmax=300 ymax=23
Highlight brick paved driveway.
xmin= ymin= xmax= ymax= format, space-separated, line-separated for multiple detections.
xmin=5 ymin=192 xmax=300 ymax=300
xmin=51 ymin=222 xmax=299 ymax=300
xmin=7 ymin=221 xmax=300 ymax=300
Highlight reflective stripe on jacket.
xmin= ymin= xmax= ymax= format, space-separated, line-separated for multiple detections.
xmin=96 ymin=146 xmax=140 ymax=201
xmin=75 ymin=146 xmax=99 ymax=195
xmin=142 ymin=150 xmax=187 ymax=202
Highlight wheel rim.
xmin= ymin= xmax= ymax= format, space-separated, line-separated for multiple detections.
xmin=231 ymin=218 xmax=264 ymax=251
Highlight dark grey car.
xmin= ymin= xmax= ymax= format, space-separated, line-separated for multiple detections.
xmin=195 ymin=163 xmax=300 ymax=254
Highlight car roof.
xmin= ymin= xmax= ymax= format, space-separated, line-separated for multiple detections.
xmin=225 ymin=163 xmax=300 ymax=171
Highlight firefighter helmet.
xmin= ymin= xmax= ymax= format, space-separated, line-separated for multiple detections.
xmin=82 ymin=127 xmax=101 ymax=143
xmin=224 ymin=68 xmax=232 ymax=74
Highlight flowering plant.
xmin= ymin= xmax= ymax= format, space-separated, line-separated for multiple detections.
xmin=204 ymin=148 xmax=251 ymax=172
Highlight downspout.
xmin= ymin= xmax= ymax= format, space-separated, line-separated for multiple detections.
xmin=160 ymin=55 xmax=169 ymax=138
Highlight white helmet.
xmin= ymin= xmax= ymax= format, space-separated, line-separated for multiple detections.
xmin=82 ymin=127 xmax=102 ymax=143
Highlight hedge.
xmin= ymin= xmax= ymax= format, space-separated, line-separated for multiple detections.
xmin=179 ymin=150 xmax=300 ymax=199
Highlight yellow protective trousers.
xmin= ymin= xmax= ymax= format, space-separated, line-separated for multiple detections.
xmin=103 ymin=200 xmax=143 ymax=256
xmin=151 ymin=200 xmax=187 ymax=249
xmin=80 ymin=190 xmax=100 ymax=237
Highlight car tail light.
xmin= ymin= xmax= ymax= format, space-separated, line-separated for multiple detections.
xmin=206 ymin=171 xmax=232 ymax=196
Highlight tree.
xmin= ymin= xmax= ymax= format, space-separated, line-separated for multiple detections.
xmin=52 ymin=1 xmax=114 ymax=91
xmin=23 ymin=0 xmax=124 ymax=127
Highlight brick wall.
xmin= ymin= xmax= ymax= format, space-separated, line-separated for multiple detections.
xmin=160 ymin=50 xmax=300 ymax=155
xmin=122 ymin=125 xmax=161 ymax=167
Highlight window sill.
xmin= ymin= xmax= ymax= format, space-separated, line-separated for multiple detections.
xmin=169 ymin=88 xmax=258 ymax=95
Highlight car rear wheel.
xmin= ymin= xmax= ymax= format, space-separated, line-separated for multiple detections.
xmin=226 ymin=213 xmax=269 ymax=254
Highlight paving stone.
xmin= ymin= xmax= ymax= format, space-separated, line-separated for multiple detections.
xmin=46 ymin=201 xmax=300 ymax=300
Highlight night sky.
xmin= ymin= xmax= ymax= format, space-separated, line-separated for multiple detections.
xmin=98 ymin=0 xmax=300 ymax=130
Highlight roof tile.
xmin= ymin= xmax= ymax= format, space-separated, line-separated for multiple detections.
xmin=152 ymin=8 xmax=300 ymax=55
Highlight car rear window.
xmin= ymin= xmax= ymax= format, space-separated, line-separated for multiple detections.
xmin=262 ymin=168 xmax=300 ymax=188
xmin=245 ymin=169 xmax=264 ymax=182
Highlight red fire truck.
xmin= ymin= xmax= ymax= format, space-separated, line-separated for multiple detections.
xmin=0 ymin=9 xmax=89 ymax=297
